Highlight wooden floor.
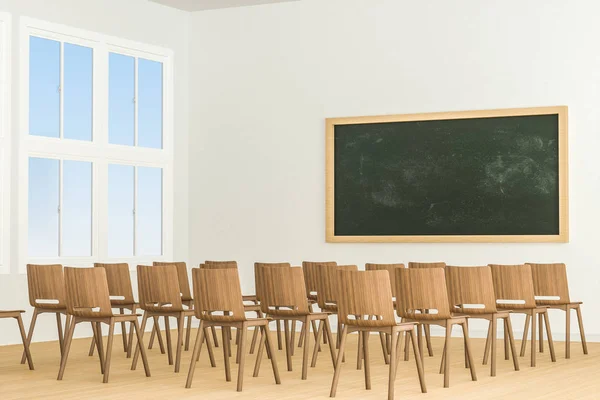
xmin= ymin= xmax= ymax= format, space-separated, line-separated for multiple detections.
xmin=0 ymin=328 xmax=596 ymax=399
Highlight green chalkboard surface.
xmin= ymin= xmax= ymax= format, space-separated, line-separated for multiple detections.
xmin=326 ymin=107 xmax=568 ymax=243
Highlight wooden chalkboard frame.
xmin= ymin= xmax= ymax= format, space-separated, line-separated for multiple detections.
xmin=326 ymin=106 xmax=568 ymax=243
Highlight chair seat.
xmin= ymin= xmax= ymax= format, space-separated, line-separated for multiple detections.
xmin=537 ymin=301 xmax=582 ymax=307
xmin=244 ymin=304 xmax=261 ymax=312
xmin=0 ymin=310 xmax=25 ymax=317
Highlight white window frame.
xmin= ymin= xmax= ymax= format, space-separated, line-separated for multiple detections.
xmin=0 ymin=12 xmax=11 ymax=274
xmin=19 ymin=18 xmax=174 ymax=272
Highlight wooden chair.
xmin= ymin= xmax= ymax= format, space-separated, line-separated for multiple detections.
xmin=396 ymin=267 xmax=477 ymax=388
xmin=363 ymin=263 xmax=406 ymax=368
xmin=186 ymin=268 xmax=281 ymax=391
xmin=259 ymin=267 xmax=336 ymax=379
xmin=151 ymin=261 xmax=194 ymax=352
xmin=87 ymin=263 xmax=152 ymax=359
xmin=202 ymin=260 xmax=263 ymax=358
xmin=300 ymin=261 xmax=337 ymax=349
xmin=527 ymin=262 xmax=587 ymax=359
xmin=330 ymin=270 xmax=426 ymax=400
xmin=489 ymin=264 xmax=556 ymax=367
xmin=132 ymin=264 xmax=214 ymax=373
xmin=0 ymin=311 xmax=34 ymax=370
xmin=21 ymin=264 xmax=68 ymax=366
xmin=58 ymin=267 xmax=150 ymax=383
xmin=407 ymin=261 xmax=447 ymax=357
xmin=445 ymin=265 xmax=519 ymax=376
xmin=254 ymin=262 xmax=291 ymax=352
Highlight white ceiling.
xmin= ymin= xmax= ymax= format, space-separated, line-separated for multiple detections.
xmin=148 ymin=0 xmax=300 ymax=12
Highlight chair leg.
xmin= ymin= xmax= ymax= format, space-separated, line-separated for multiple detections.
xmin=164 ymin=316 xmax=173 ymax=365
xmin=253 ymin=325 xmax=266 ymax=377
xmin=424 ymin=324 xmax=434 ymax=357
xmin=302 ymin=317 xmax=310 ymax=380
xmin=575 ymin=305 xmax=588 ymax=355
xmin=357 ymin=329 xmax=363 ymax=370
xmin=566 ymin=305 xmax=571 ymax=359
xmin=103 ymin=319 xmax=115 ymax=383
xmin=503 ymin=318 xmax=510 ymax=361
xmin=119 ymin=308 xmax=128 ymax=353
xmin=236 ymin=323 xmax=248 ymax=392
xmin=505 ymin=315 xmax=520 ymax=371
xmin=409 ymin=328 xmax=427 ymax=393
xmin=311 ymin=319 xmax=324 ymax=368
xmin=250 ymin=325 xmax=260 ymax=354
xmin=127 ymin=304 xmax=137 ymax=358
xmin=283 ymin=319 xmax=293 ymax=372
xmin=201 ymin=326 xmax=217 ymax=367
xmin=483 ymin=321 xmax=491 ymax=365
xmin=21 ymin=308 xmax=39 ymax=364
xmin=363 ymin=331 xmax=371 ymax=390
xmin=88 ymin=337 xmax=96 ymax=356
xmin=132 ymin=319 xmax=151 ymax=377
xmin=462 ymin=322 xmax=477 ymax=382
xmin=417 ymin=324 xmax=424 ymax=363
xmin=329 ymin=325 xmax=348 ymax=397
xmin=56 ymin=313 xmax=65 ymax=356
xmin=57 ymin=317 xmax=76 ymax=381
xmin=388 ymin=330 xmax=398 ymax=400
xmin=538 ymin=312 xmax=544 ymax=353
xmin=175 ymin=314 xmax=184 ymax=372
xmin=16 ymin=315 xmax=34 ymax=370
xmin=324 ymin=318 xmax=337 ymax=369
xmin=222 ymin=327 xmax=232 ymax=381
xmin=211 ymin=326 xmax=219 ymax=348
xmin=404 ymin=331 xmax=410 ymax=361
xmin=530 ymin=310 xmax=537 ymax=367
xmin=276 ymin=319 xmax=283 ymax=350
xmin=131 ymin=312 xmax=148 ymax=371
xmin=444 ymin=321 xmax=452 ymax=388
xmin=185 ymin=314 xmax=193 ymax=352
xmin=379 ymin=332 xmax=390 ymax=365
xmin=290 ymin=321 xmax=296 ymax=357
xmin=491 ymin=314 xmax=497 ymax=377
xmin=542 ymin=311 xmax=556 ymax=362
xmin=263 ymin=325 xmax=281 ymax=384
xmin=521 ymin=313 xmax=530 ymax=357
xmin=94 ymin=322 xmax=105 ymax=375
xmin=186 ymin=321 xmax=205 ymax=388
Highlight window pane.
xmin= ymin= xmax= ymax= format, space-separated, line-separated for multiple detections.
xmin=109 ymin=53 xmax=135 ymax=146
xmin=62 ymin=160 xmax=92 ymax=256
xmin=28 ymin=158 xmax=59 ymax=257
xmin=64 ymin=43 xmax=93 ymax=141
xmin=29 ymin=36 xmax=60 ymax=138
xmin=108 ymin=164 xmax=134 ymax=257
xmin=138 ymin=58 xmax=163 ymax=149
xmin=137 ymin=167 xmax=162 ymax=256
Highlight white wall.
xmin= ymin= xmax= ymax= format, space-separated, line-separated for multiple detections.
xmin=0 ymin=0 xmax=190 ymax=345
xmin=189 ymin=0 xmax=600 ymax=341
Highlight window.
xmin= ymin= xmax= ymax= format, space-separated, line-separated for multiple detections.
xmin=0 ymin=13 xmax=10 ymax=274
xmin=20 ymin=18 xmax=173 ymax=270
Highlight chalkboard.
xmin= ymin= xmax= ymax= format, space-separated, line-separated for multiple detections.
xmin=325 ymin=107 xmax=568 ymax=243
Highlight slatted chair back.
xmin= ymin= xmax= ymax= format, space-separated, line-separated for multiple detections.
xmin=259 ymin=267 xmax=309 ymax=316
xmin=395 ymin=267 xmax=452 ymax=320
xmin=94 ymin=263 xmax=135 ymax=305
xmin=489 ymin=264 xmax=536 ymax=309
xmin=203 ymin=260 xmax=238 ymax=269
xmin=137 ymin=265 xmax=184 ymax=312
xmin=193 ymin=268 xmax=246 ymax=322
xmin=445 ymin=266 xmax=497 ymax=314
xmin=254 ymin=262 xmax=291 ymax=302
xmin=337 ymin=270 xmax=396 ymax=327
xmin=526 ymin=262 xmax=571 ymax=305
xmin=365 ymin=263 xmax=405 ymax=298
xmin=302 ymin=261 xmax=337 ymax=299
xmin=316 ymin=264 xmax=358 ymax=310
xmin=408 ymin=262 xmax=446 ymax=269
xmin=153 ymin=261 xmax=192 ymax=302
xmin=26 ymin=264 xmax=66 ymax=309
xmin=64 ymin=267 xmax=113 ymax=318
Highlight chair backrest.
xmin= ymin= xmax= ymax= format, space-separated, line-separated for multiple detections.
xmin=445 ymin=266 xmax=497 ymax=314
xmin=254 ymin=262 xmax=291 ymax=302
xmin=137 ymin=265 xmax=184 ymax=312
xmin=203 ymin=260 xmax=238 ymax=269
xmin=26 ymin=264 xmax=66 ymax=309
xmin=64 ymin=267 xmax=113 ymax=318
xmin=395 ymin=267 xmax=452 ymax=320
xmin=337 ymin=270 xmax=396 ymax=327
xmin=192 ymin=268 xmax=246 ymax=322
xmin=316 ymin=264 xmax=358 ymax=310
xmin=259 ymin=267 xmax=309 ymax=316
xmin=302 ymin=261 xmax=337 ymax=298
xmin=526 ymin=262 xmax=571 ymax=305
xmin=94 ymin=263 xmax=135 ymax=305
xmin=153 ymin=261 xmax=192 ymax=301
xmin=408 ymin=262 xmax=446 ymax=269
xmin=365 ymin=263 xmax=405 ymax=298
xmin=489 ymin=264 xmax=536 ymax=309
